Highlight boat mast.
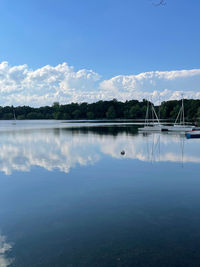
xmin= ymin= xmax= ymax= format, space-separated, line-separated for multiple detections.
xmin=145 ymin=100 xmax=149 ymax=126
xmin=152 ymin=104 xmax=160 ymax=124
xmin=175 ymin=95 xmax=185 ymax=125
xmin=13 ymin=109 xmax=16 ymax=121
xmin=182 ymin=97 xmax=185 ymax=125
xmin=150 ymin=97 xmax=155 ymax=125
xmin=158 ymin=94 xmax=161 ymax=120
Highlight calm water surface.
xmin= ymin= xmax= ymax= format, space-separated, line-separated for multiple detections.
xmin=0 ymin=121 xmax=200 ymax=266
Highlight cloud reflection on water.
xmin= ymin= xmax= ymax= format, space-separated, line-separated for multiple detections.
xmin=0 ymin=126 xmax=199 ymax=175
xmin=0 ymin=234 xmax=13 ymax=267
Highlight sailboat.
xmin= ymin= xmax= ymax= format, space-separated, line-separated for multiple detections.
xmin=138 ymin=101 xmax=167 ymax=132
xmin=167 ymin=98 xmax=195 ymax=132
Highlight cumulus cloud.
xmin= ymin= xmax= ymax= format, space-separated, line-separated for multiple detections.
xmin=100 ymin=69 xmax=200 ymax=103
xmin=0 ymin=61 xmax=101 ymax=106
xmin=0 ymin=61 xmax=200 ymax=106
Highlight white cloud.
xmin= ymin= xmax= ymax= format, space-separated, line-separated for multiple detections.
xmin=100 ymin=69 xmax=200 ymax=103
xmin=0 ymin=62 xmax=101 ymax=106
xmin=0 ymin=61 xmax=200 ymax=106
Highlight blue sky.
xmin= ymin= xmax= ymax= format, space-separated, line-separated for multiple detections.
xmin=0 ymin=0 xmax=200 ymax=106
xmin=1 ymin=0 xmax=200 ymax=75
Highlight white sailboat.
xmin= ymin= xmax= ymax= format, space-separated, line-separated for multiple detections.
xmin=138 ymin=101 xmax=167 ymax=132
xmin=167 ymin=98 xmax=195 ymax=132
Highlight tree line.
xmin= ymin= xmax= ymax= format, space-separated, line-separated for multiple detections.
xmin=1 ymin=98 xmax=200 ymax=121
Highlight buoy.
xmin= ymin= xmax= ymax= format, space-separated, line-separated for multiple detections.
xmin=121 ymin=150 xmax=125 ymax=155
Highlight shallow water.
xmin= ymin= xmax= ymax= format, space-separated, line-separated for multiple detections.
xmin=0 ymin=121 xmax=200 ymax=266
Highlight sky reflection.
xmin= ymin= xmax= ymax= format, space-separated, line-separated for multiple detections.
xmin=0 ymin=123 xmax=199 ymax=175
xmin=0 ymin=234 xmax=13 ymax=267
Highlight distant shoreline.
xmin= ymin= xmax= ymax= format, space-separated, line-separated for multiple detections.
xmin=1 ymin=99 xmax=200 ymax=121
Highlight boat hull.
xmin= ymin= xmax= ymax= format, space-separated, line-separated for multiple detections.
xmin=167 ymin=125 xmax=195 ymax=132
xmin=138 ymin=126 xmax=162 ymax=132
xmin=138 ymin=125 xmax=169 ymax=132
xmin=186 ymin=131 xmax=200 ymax=139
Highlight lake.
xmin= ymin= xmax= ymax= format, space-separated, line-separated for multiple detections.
xmin=0 ymin=120 xmax=200 ymax=266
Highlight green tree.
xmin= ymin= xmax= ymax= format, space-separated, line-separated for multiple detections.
xmin=3 ymin=113 xmax=13 ymax=119
xmin=17 ymin=114 xmax=26 ymax=120
xmin=72 ymin=109 xmax=81 ymax=119
xmin=106 ymin=106 xmax=116 ymax=119
xmin=63 ymin=113 xmax=71 ymax=120
xmin=196 ymin=107 xmax=200 ymax=120
xmin=170 ymin=105 xmax=180 ymax=120
xmin=26 ymin=112 xmax=42 ymax=119
xmin=129 ymin=104 xmax=141 ymax=118
xmin=123 ymin=109 xmax=129 ymax=118
xmin=53 ymin=111 xmax=62 ymax=120
xmin=87 ymin=111 xmax=94 ymax=120
xmin=52 ymin=102 xmax=60 ymax=108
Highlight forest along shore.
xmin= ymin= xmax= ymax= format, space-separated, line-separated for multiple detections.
xmin=1 ymin=99 xmax=200 ymax=122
